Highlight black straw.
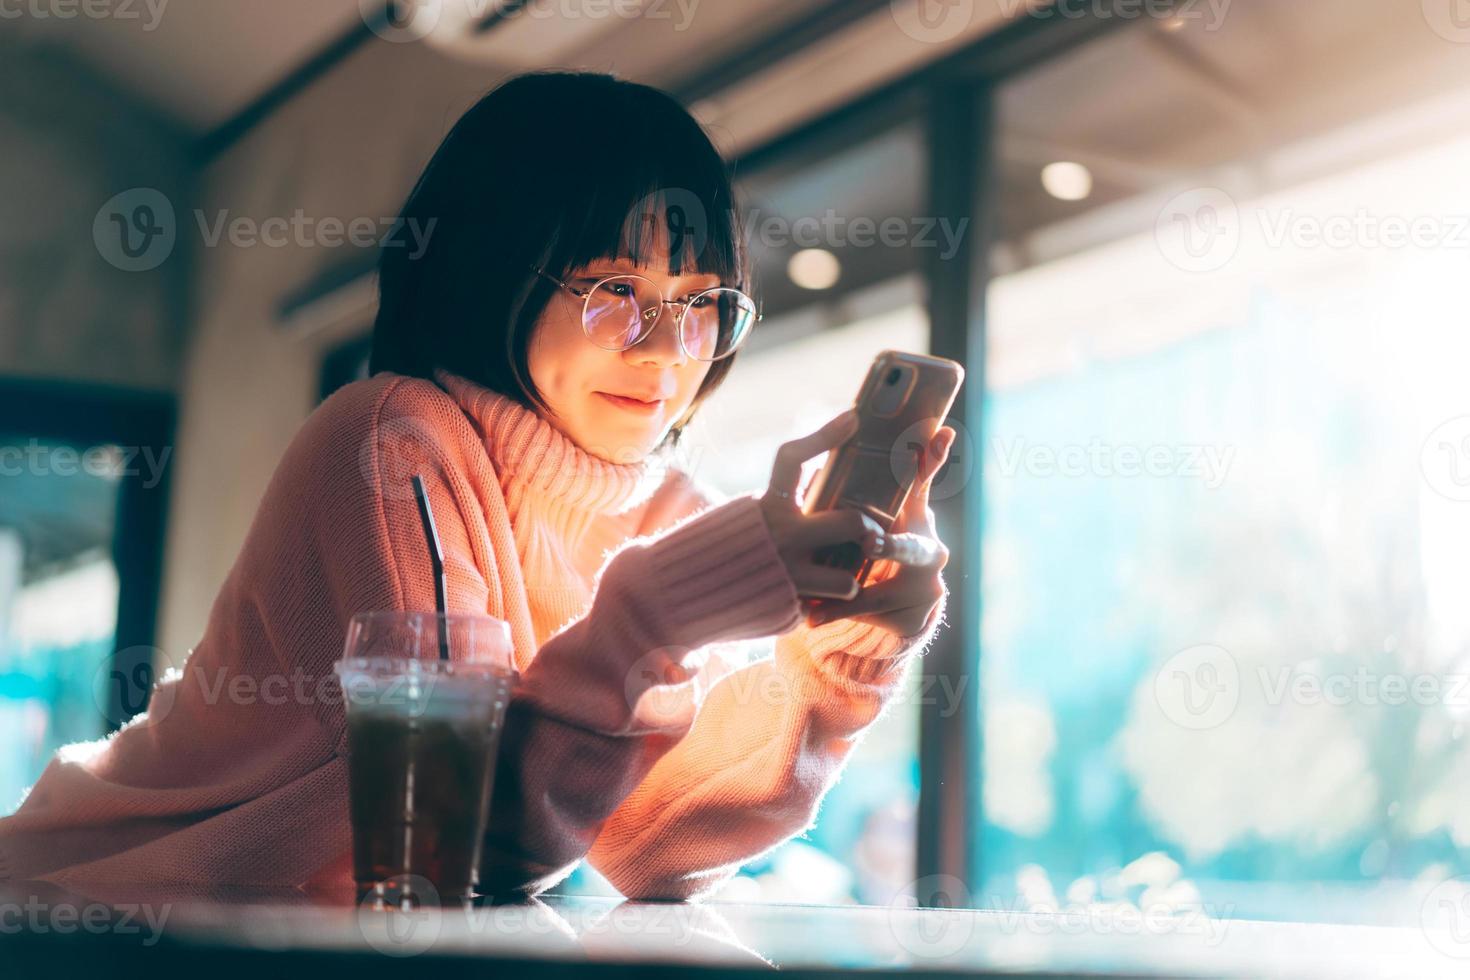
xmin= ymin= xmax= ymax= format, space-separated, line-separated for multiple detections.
xmin=411 ymin=474 xmax=451 ymax=661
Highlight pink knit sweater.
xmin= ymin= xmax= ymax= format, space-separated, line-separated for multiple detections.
xmin=0 ymin=370 xmax=947 ymax=900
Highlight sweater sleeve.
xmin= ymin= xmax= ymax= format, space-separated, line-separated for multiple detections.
xmin=477 ymin=492 xmax=813 ymax=897
xmin=584 ymin=498 xmax=949 ymax=901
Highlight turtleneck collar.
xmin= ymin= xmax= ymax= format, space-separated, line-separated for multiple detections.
xmin=433 ymin=368 xmax=670 ymax=519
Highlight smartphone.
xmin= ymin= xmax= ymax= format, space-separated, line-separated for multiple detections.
xmin=803 ymin=350 xmax=965 ymax=586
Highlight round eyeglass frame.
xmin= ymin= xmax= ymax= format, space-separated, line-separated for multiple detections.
xmin=532 ymin=265 xmax=761 ymax=362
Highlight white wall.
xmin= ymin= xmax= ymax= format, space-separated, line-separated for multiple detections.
xmin=156 ymin=41 xmax=523 ymax=663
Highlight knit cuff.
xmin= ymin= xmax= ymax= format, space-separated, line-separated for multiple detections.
xmin=789 ymin=582 xmax=949 ymax=689
xmin=629 ymin=493 xmax=803 ymax=651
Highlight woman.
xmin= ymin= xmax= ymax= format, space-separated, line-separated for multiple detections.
xmin=0 ymin=71 xmax=953 ymax=901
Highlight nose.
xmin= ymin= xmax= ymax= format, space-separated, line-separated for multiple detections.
xmin=625 ymin=302 xmax=686 ymax=367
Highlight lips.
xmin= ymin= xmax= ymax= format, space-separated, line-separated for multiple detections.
xmin=597 ymin=391 xmax=666 ymax=413
xmin=603 ymin=392 xmax=664 ymax=404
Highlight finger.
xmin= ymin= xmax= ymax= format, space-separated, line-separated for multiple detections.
xmin=918 ymin=426 xmax=955 ymax=489
xmin=897 ymin=427 xmax=954 ymax=532
xmin=875 ymin=531 xmax=946 ymax=569
xmin=767 ymin=409 xmax=859 ymax=502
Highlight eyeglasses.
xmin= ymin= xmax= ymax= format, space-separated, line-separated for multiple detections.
xmin=532 ymin=265 xmax=761 ymax=362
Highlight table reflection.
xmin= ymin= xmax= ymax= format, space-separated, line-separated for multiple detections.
xmin=1 ymin=877 xmax=1465 ymax=978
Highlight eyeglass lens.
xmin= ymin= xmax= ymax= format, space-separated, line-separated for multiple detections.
xmin=581 ymin=275 xmax=757 ymax=360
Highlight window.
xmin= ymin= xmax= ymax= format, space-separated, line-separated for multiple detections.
xmin=0 ymin=439 xmax=125 ymax=813
xmin=981 ymin=1 xmax=1470 ymax=923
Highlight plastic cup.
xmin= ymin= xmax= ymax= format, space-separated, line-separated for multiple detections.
xmin=333 ymin=611 xmax=516 ymax=906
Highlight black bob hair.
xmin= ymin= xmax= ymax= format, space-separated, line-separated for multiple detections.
xmin=370 ymin=70 xmax=752 ymax=452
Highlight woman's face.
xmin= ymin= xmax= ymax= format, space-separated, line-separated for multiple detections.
xmin=527 ymin=255 xmax=720 ymax=463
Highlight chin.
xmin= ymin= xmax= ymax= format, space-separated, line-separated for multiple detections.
xmin=578 ymin=425 xmax=657 ymax=465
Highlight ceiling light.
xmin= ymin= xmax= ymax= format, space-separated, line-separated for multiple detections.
xmin=787 ymin=248 xmax=841 ymax=290
xmin=1041 ymin=161 xmax=1093 ymax=202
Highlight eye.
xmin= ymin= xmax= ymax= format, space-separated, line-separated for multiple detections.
xmin=577 ymin=276 xmax=632 ymax=294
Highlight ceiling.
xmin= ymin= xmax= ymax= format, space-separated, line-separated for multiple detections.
xmin=6 ymin=0 xmax=1004 ymax=147
xmin=10 ymin=0 xmax=365 ymax=130
xmin=12 ymin=0 xmax=1462 ymax=334
xmin=994 ymin=0 xmax=1470 ymax=269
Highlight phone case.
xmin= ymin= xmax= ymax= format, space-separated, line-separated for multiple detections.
xmin=803 ymin=350 xmax=964 ymax=586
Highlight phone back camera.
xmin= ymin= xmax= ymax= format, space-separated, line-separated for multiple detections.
xmin=871 ymin=363 xmax=916 ymax=417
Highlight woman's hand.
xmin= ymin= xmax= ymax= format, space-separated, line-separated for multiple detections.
xmin=758 ymin=410 xmax=955 ymax=639
xmin=758 ymin=410 xmax=892 ymax=602
xmin=799 ymin=422 xmax=955 ymax=639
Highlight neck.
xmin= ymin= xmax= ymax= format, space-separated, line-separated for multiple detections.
xmin=434 ymin=369 xmax=670 ymax=551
